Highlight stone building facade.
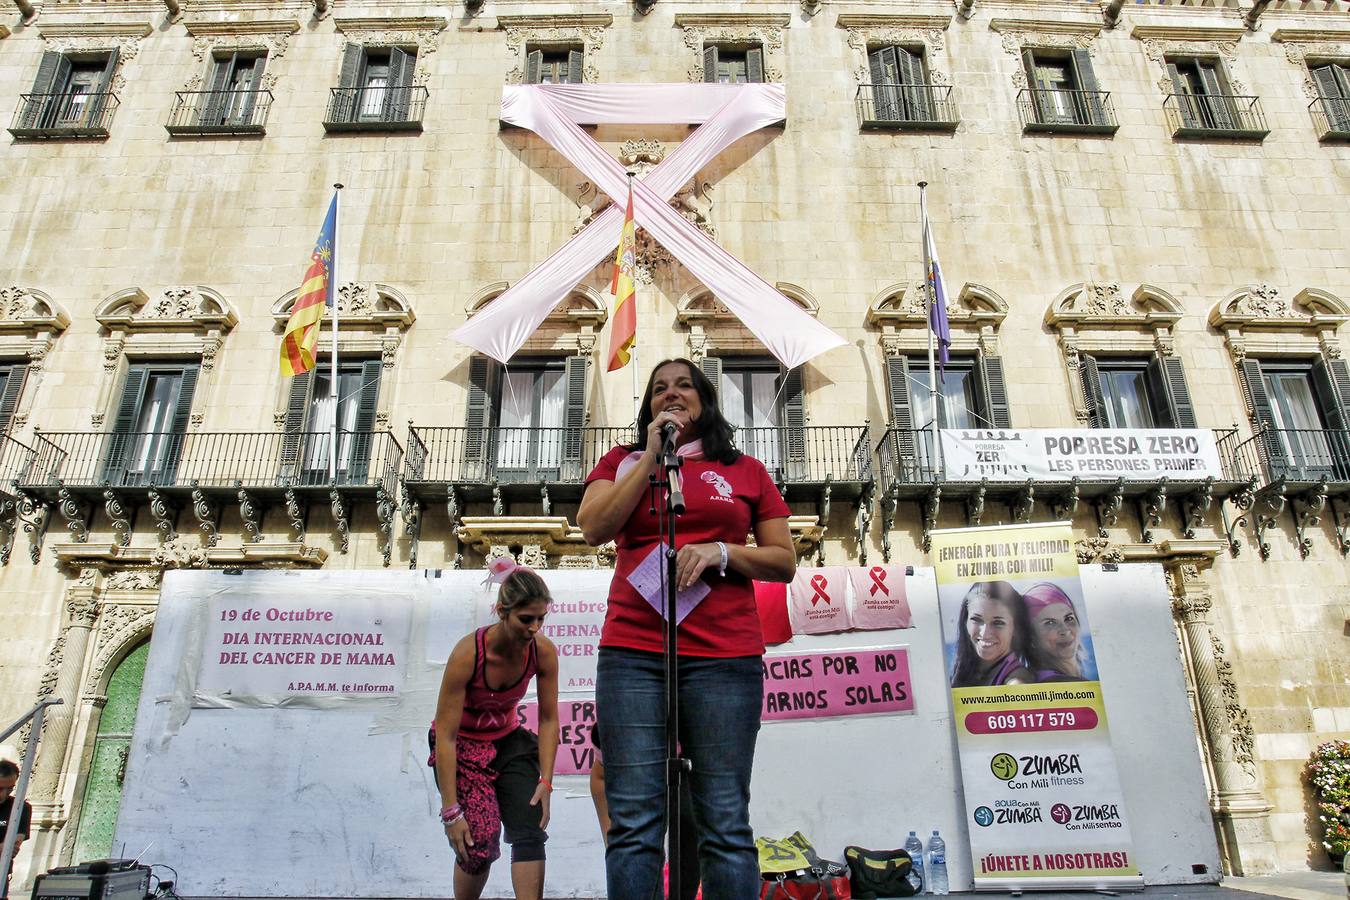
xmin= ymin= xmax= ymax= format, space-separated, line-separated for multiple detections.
xmin=0 ymin=0 xmax=1346 ymax=888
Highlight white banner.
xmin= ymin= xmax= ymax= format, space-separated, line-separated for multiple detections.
xmin=940 ymin=429 xmax=1222 ymax=482
xmin=197 ymin=587 xmax=412 ymax=705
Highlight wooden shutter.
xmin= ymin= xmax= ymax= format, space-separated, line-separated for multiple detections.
xmin=567 ymin=49 xmax=584 ymax=84
xmin=884 ymin=355 xmax=919 ymax=479
xmin=868 ymin=47 xmax=900 ymax=122
xmin=780 ymin=366 xmax=806 ymax=480
xmin=1239 ymin=358 xmax=1287 ymax=478
xmin=1071 ymin=48 xmax=1106 ymax=126
xmin=1022 ymin=48 xmax=1055 ymax=123
xmin=976 ymin=355 xmax=1012 ymax=429
xmin=1078 ymin=355 xmax=1108 ymax=429
xmin=347 ymin=359 xmax=383 ymax=483
xmin=384 ymin=47 xmax=413 ymax=122
xmin=897 ymin=47 xmax=934 ymax=121
xmin=698 ymin=356 xmax=723 ymax=404
xmin=1312 ymin=356 xmax=1350 ymax=478
xmin=0 ymin=364 xmax=29 ymax=435
xmin=1146 ymin=355 xmax=1198 ymax=429
xmin=26 ymin=52 xmax=71 ymax=129
xmin=153 ymin=363 xmax=199 ymax=484
xmin=1167 ymin=62 xmax=1199 ymax=128
xmin=1198 ymin=60 xmax=1236 ymax=129
xmin=102 ymin=365 xmax=149 ymax=487
xmin=747 ymin=47 xmax=765 ymax=84
xmin=200 ymin=54 xmax=234 ymax=126
xmin=278 ymin=371 xmax=314 ymax=482
xmin=525 ymin=50 xmax=544 ymax=85
xmin=703 ymin=46 xmax=719 ymax=83
xmin=334 ymin=44 xmax=365 ymax=123
xmin=86 ymin=48 xmax=119 ymax=128
xmin=464 ymin=356 xmax=496 ymax=477
xmin=238 ymin=55 xmax=268 ymax=126
xmin=562 ymin=354 xmax=589 ymax=478
xmin=1312 ymin=64 xmax=1350 ymax=132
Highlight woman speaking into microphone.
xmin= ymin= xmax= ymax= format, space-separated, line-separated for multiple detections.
xmin=578 ymin=358 xmax=796 ymax=900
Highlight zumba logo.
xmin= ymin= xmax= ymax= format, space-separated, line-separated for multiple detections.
xmin=1050 ymin=803 xmax=1071 ymax=825
xmin=973 ymin=806 xmax=994 ymax=827
xmin=1019 ymin=753 xmax=1083 ymax=776
xmin=990 ymin=753 xmax=1018 ymax=781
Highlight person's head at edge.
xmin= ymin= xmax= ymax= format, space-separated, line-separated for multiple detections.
xmin=952 ymin=580 xmax=1030 ymax=686
xmin=0 ymin=759 xmax=16 ymax=795
xmin=495 ymin=565 xmax=551 ymax=646
xmin=632 ymin=358 xmax=739 ymax=464
xmin=1023 ymin=581 xmax=1083 ymax=678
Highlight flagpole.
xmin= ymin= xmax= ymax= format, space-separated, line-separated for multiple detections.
xmin=627 ymin=172 xmax=640 ymax=424
xmin=918 ymin=182 xmax=943 ymax=479
xmin=330 ymin=183 xmax=343 ymax=484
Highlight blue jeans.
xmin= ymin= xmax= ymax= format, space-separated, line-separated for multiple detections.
xmin=596 ymin=647 xmax=763 ymax=900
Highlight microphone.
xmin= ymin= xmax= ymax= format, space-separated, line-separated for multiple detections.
xmin=660 ymin=421 xmax=679 ymax=446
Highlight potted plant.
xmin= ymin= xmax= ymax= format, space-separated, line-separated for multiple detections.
xmin=1306 ymin=739 xmax=1350 ymax=865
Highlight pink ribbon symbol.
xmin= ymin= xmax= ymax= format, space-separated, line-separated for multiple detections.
xmin=869 ymin=567 xmax=888 ymax=597
xmin=810 ymin=574 xmax=830 ymax=606
xmin=451 ymin=84 xmax=845 ymax=370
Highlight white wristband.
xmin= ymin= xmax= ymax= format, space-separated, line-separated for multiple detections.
xmin=716 ymin=541 xmax=728 ymax=577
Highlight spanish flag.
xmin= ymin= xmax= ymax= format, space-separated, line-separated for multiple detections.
xmin=280 ymin=194 xmax=338 ymax=377
xmin=607 ymin=179 xmax=637 ymax=372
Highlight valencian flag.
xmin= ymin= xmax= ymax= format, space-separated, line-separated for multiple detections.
xmin=607 ymin=178 xmax=637 ymax=372
xmin=280 ymin=193 xmax=338 ymax=377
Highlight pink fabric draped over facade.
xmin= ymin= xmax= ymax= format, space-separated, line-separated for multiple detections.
xmin=450 ymin=83 xmax=847 ymax=371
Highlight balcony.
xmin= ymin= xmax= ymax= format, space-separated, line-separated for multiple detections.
xmin=855 ymin=83 xmax=959 ymax=132
xmin=9 ymin=92 xmax=118 ymax=139
xmin=1310 ymin=95 xmax=1350 ymax=142
xmin=20 ymin=430 xmax=403 ymax=560
xmin=0 ymin=435 xmax=38 ymax=493
xmin=1164 ymin=93 xmax=1269 ymax=140
xmin=166 ymin=89 xmax=273 ymax=136
xmin=875 ymin=426 xmax=1256 ymax=549
xmin=1017 ymin=88 xmax=1119 ymax=135
xmin=1229 ymin=427 xmax=1350 ymax=559
xmin=323 ymin=85 xmax=428 ymax=133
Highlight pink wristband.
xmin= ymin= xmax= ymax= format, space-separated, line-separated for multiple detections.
xmin=440 ymin=804 xmax=463 ymax=824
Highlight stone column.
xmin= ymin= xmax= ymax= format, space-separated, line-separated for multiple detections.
xmin=19 ymin=569 xmax=102 ymax=885
xmin=1169 ymin=560 xmax=1277 ymax=876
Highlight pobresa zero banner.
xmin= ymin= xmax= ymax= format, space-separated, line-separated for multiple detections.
xmin=930 ymin=522 xmax=1141 ymax=890
xmin=940 ymin=429 xmax=1222 ymax=481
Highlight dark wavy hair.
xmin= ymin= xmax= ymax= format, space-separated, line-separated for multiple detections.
xmin=628 ymin=358 xmax=740 ymax=465
xmin=951 ymin=580 xmax=1031 ymax=688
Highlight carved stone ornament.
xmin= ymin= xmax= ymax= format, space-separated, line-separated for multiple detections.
xmin=676 ymin=14 xmax=790 ymax=83
xmin=86 ymin=602 xmax=156 ymax=696
xmin=1210 ymin=632 xmax=1257 ymax=769
xmin=37 ymin=23 xmax=151 ymax=95
xmin=272 ymin=282 xmax=415 ymax=329
xmin=1075 ymin=536 xmax=1124 ymax=564
xmin=1047 ymin=282 xmax=1184 ymax=327
xmin=1270 ymin=31 xmax=1350 ymax=102
xmin=990 ymin=20 xmax=1101 ymax=89
xmin=867 ymin=282 xmax=1008 ymax=331
xmin=332 ymin=17 xmax=447 ymax=88
xmin=96 ymin=286 xmax=238 ymax=334
xmin=36 ymin=632 xmax=67 ymax=702
xmin=1209 ymin=284 xmax=1350 ymax=328
xmin=499 ymin=14 xmax=612 ymax=85
xmin=66 ymin=593 xmax=100 ymax=625
xmin=181 ymin=20 xmax=300 ymax=93
xmin=0 ymin=287 xmax=71 ymax=333
xmin=150 ymin=541 xmax=209 ymax=569
xmin=105 ymin=569 xmax=162 ymax=591
xmin=839 ymin=15 xmax=953 ymax=88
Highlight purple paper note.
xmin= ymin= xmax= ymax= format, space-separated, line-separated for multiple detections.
xmin=626 ymin=544 xmax=711 ymax=625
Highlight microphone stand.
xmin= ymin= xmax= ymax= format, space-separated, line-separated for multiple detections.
xmin=652 ymin=425 xmax=688 ymax=900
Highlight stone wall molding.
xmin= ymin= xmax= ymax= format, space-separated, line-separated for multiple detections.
xmin=675 ymin=13 xmax=790 ymax=83
xmin=839 ymin=14 xmax=953 ymax=87
xmin=498 ymin=14 xmax=612 ymax=84
xmin=331 ymin=16 xmax=446 ymax=86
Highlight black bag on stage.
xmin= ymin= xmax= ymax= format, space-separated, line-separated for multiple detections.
xmin=843 ymin=845 xmax=923 ymax=899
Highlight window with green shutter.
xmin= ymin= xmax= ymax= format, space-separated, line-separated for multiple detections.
xmin=0 ymin=364 xmax=30 ymax=435
xmin=525 ymin=48 xmax=584 ymax=84
xmin=702 ymin=46 xmax=764 ymax=84
xmin=1311 ymin=62 xmax=1350 ymax=135
xmin=1021 ymin=48 xmax=1111 ymax=131
xmin=199 ymin=51 xmax=267 ymax=128
xmin=102 ymin=362 xmax=199 ymax=487
xmin=284 ymin=359 xmax=382 ymax=486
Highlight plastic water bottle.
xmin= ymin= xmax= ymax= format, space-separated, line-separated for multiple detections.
xmin=926 ymin=830 xmax=948 ymax=895
xmin=904 ymin=830 xmax=925 ymax=890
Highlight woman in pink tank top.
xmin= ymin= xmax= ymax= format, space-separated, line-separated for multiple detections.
xmin=431 ymin=558 xmax=559 ymax=899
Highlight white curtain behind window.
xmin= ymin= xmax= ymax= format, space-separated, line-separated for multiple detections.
xmin=537 ymin=370 xmax=566 ymax=469
xmin=130 ymin=373 xmax=180 ymax=475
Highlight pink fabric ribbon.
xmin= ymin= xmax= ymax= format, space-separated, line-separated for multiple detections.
xmin=613 ymin=439 xmax=705 ymax=485
xmin=451 ymin=84 xmax=846 ymax=370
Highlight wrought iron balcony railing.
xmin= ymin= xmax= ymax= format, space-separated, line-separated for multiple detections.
xmin=1310 ymin=95 xmax=1350 ymax=142
xmin=23 ymin=430 xmax=403 ymax=493
xmin=406 ymin=426 xmax=634 ymax=486
xmin=1017 ymin=88 xmax=1119 ymax=134
xmin=323 ymin=85 xmax=429 ymax=132
xmin=877 ymin=426 xmax=1253 ymax=495
xmin=0 ymin=435 xmax=38 ymax=490
xmin=855 ymin=83 xmax=959 ymax=131
xmin=1230 ymin=426 xmax=1350 ymax=484
xmin=166 ymin=89 xmax=273 ymax=135
xmin=1164 ymin=93 xmax=1269 ymax=139
xmin=736 ymin=425 xmax=873 ymax=488
xmin=9 ymin=92 xmax=119 ymax=139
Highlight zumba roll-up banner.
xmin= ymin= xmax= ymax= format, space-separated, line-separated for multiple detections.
xmin=931 ymin=522 xmax=1142 ymax=891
